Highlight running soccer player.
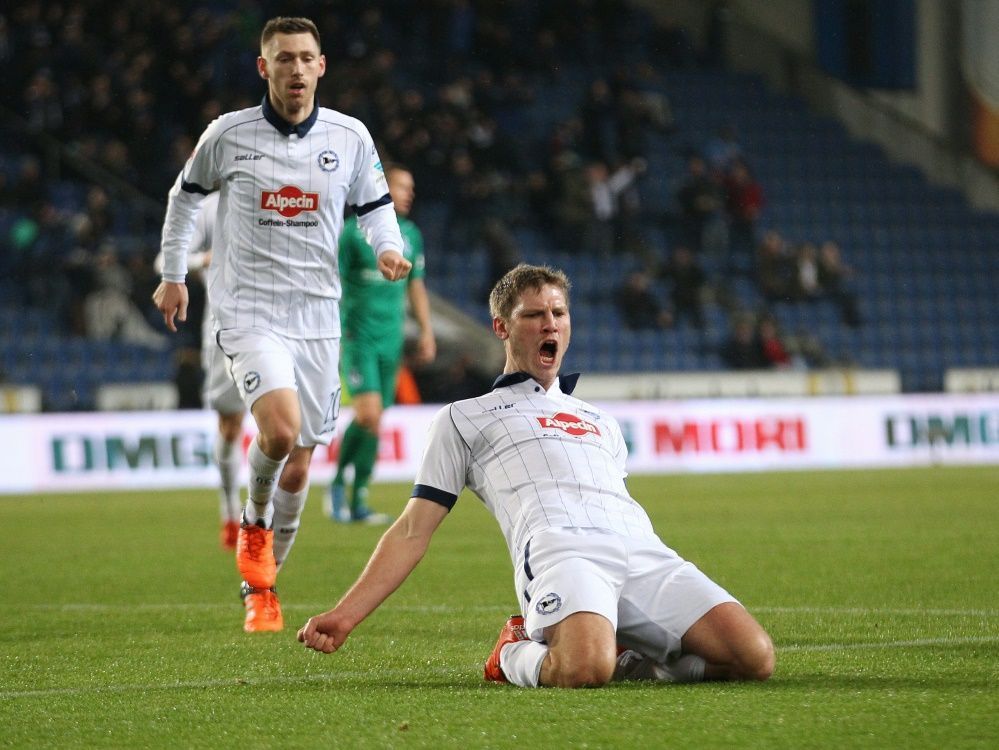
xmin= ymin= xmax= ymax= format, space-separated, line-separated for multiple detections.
xmin=326 ymin=165 xmax=436 ymax=525
xmin=298 ymin=264 xmax=775 ymax=687
xmin=153 ymin=16 xmax=411 ymax=633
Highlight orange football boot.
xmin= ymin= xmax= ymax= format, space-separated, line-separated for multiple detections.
xmin=236 ymin=517 xmax=276 ymax=589
xmin=220 ymin=520 xmax=240 ymax=551
xmin=483 ymin=614 xmax=529 ymax=683
xmin=240 ymin=581 xmax=283 ymax=632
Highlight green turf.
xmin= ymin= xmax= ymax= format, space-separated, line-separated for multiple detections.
xmin=2 ymin=466 xmax=997 ymax=749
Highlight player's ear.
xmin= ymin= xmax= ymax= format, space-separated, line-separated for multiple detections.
xmin=318 ymin=54 xmax=327 ymax=78
xmin=493 ymin=317 xmax=509 ymax=340
xmin=257 ymin=56 xmax=268 ymax=80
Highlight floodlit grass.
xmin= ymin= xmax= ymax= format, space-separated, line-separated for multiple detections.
xmin=2 ymin=466 xmax=997 ymax=748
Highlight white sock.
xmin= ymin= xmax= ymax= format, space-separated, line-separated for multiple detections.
xmin=272 ymin=483 xmax=308 ymax=570
xmin=244 ymin=438 xmax=286 ymax=526
xmin=214 ymin=434 xmax=242 ymax=523
xmin=499 ymin=640 xmax=547 ymax=688
xmin=614 ymin=650 xmax=706 ymax=683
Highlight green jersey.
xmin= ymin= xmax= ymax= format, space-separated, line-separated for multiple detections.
xmin=338 ymin=214 xmax=425 ymax=345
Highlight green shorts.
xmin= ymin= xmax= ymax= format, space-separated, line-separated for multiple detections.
xmin=340 ymin=335 xmax=404 ymax=407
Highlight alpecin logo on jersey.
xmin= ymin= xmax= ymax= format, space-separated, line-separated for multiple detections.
xmin=537 ymin=412 xmax=601 ymax=437
xmin=260 ymin=185 xmax=320 ymax=217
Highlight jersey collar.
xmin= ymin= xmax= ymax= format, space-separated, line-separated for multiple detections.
xmin=492 ymin=371 xmax=580 ymax=395
xmin=262 ymin=95 xmax=319 ymax=137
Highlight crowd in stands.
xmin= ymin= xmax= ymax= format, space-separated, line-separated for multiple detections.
xmin=1 ymin=0 xmax=869 ymax=402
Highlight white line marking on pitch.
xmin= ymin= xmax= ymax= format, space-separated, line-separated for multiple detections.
xmin=780 ymin=635 xmax=999 ymax=653
xmin=754 ymin=606 xmax=999 ymax=617
xmin=0 ymin=667 xmax=463 ymax=700
xmin=3 ymin=636 xmax=998 ymax=700
xmin=17 ymin=603 xmax=999 ymax=618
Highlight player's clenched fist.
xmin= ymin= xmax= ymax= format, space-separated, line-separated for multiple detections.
xmin=377 ymin=249 xmax=412 ymax=281
xmin=298 ymin=612 xmax=351 ymax=654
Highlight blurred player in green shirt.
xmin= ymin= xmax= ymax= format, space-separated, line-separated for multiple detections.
xmin=326 ymin=165 xmax=436 ymax=523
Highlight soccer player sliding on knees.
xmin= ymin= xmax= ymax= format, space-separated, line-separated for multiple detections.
xmin=299 ymin=264 xmax=774 ymax=687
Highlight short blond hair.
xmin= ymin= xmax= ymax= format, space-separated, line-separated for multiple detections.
xmin=488 ymin=263 xmax=571 ymax=321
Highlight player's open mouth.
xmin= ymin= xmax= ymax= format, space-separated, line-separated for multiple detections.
xmin=539 ymin=341 xmax=557 ymax=365
xmin=290 ymin=82 xmax=306 ymax=93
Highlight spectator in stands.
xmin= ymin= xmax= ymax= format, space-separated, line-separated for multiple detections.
xmin=674 ymin=154 xmax=728 ymax=259
xmin=793 ymin=242 xmax=822 ymax=300
xmin=85 ymin=242 xmax=168 ymax=350
xmin=756 ymin=314 xmax=792 ymax=369
xmin=755 ymin=230 xmax=796 ymax=303
xmin=615 ymin=269 xmax=672 ymax=330
xmin=584 ymin=158 xmax=646 ymax=255
xmin=720 ymin=314 xmax=765 ymax=370
xmin=818 ymin=240 xmax=862 ymax=328
xmin=659 ymin=244 xmax=707 ymax=329
xmin=723 ymin=157 xmax=765 ymax=266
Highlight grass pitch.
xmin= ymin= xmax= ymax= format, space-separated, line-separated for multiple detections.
xmin=2 ymin=466 xmax=997 ymax=749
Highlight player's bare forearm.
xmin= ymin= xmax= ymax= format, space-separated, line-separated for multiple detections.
xmin=152 ymin=281 xmax=189 ymax=333
xmin=407 ymin=279 xmax=437 ymax=363
xmin=377 ymin=249 xmax=412 ymax=281
xmin=297 ymin=499 xmax=448 ymax=654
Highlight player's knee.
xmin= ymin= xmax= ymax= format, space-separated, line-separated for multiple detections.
xmin=259 ymin=425 xmax=297 ymax=457
xmin=354 ymin=410 xmax=382 ymax=434
xmin=559 ymin=658 xmax=615 ymax=688
xmin=739 ymin=633 xmax=776 ymax=681
xmin=547 ymin=649 xmax=616 ymax=688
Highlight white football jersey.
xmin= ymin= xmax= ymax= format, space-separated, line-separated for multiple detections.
xmin=413 ymin=373 xmax=658 ymax=566
xmin=160 ymin=97 xmax=403 ymax=339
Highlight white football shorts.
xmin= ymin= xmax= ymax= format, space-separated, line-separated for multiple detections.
xmin=515 ymin=527 xmax=738 ymax=660
xmin=201 ymin=335 xmax=244 ymax=415
xmin=217 ymin=327 xmax=341 ymax=447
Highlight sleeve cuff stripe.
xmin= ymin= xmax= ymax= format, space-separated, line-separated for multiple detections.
xmin=412 ymin=485 xmax=457 ymax=510
xmin=181 ymin=180 xmax=213 ymax=195
xmin=353 ymin=193 xmax=392 ymax=216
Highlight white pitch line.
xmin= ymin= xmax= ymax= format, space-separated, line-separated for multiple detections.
xmin=3 ymin=636 xmax=998 ymax=701
xmin=780 ymin=635 xmax=999 ymax=653
xmin=0 ymin=666 xmax=464 ymax=700
xmin=754 ymin=606 xmax=999 ymax=617
xmin=15 ymin=603 xmax=999 ymax=618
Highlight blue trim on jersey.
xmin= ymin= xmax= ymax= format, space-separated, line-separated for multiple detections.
xmin=181 ymin=180 xmax=214 ymax=195
xmin=353 ymin=193 xmax=393 ymax=216
xmin=523 ymin=539 xmax=534 ymax=581
xmin=261 ymin=94 xmax=319 ymax=137
xmin=412 ymin=484 xmax=457 ymax=510
xmin=492 ymin=371 xmax=580 ymax=395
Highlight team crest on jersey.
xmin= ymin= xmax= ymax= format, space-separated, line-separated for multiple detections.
xmin=317 ymin=150 xmax=339 ymax=172
xmin=260 ymin=186 xmax=320 ymax=217
xmin=537 ymin=412 xmax=601 ymax=437
xmin=536 ymin=592 xmax=562 ymax=615
xmin=243 ymin=371 xmax=261 ymax=393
